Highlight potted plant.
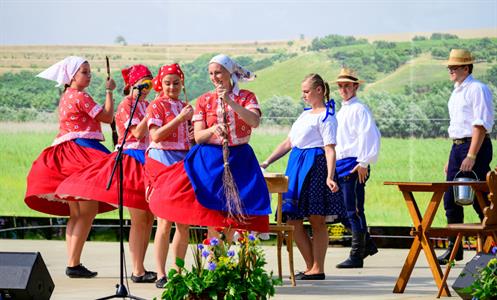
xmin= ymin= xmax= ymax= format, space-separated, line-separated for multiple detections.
xmin=455 ymin=244 xmax=497 ymax=300
xmin=158 ymin=228 xmax=281 ymax=300
xmin=468 ymin=244 xmax=497 ymax=300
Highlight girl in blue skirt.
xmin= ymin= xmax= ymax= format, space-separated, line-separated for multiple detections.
xmin=260 ymin=73 xmax=345 ymax=280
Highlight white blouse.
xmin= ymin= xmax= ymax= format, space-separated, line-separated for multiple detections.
xmin=288 ymin=109 xmax=337 ymax=149
xmin=448 ymin=75 xmax=494 ymax=139
xmin=336 ymin=97 xmax=381 ymax=167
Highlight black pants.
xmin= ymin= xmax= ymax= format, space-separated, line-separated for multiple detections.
xmin=444 ymin=137 xmax=492 ymax=222
xmin=338 ymin=168 xmax=370 ymax=233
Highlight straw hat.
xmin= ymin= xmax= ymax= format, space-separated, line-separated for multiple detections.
xmin=446 ymin=49 xmax=474 ymax=66
xmin=335 ymin=68 xmax=365 ymax=84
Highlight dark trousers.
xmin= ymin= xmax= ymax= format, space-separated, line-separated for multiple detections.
xmin=338 ymin=169 xmax=369 ymax=233
xmin=444 ymin=137 xmax=492 ymax=222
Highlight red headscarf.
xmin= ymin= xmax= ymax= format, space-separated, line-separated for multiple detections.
xmin=152 ymin=63 xmax=185 ymax=92
xmin=121 ymin=64 xmax=152 ymax=91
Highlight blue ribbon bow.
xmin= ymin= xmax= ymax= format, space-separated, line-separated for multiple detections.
xmin=304 ymin=98 xmax=335 ymax=122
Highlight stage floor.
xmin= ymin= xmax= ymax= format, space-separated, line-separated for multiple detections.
xmin=0 ymin=239 xmax=469 ymax=299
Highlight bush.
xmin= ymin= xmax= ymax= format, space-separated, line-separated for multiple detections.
xmin=373 ymin=40 xmax=396 ymax=49
xmin=430 ymin=33 xmax=458 ymax=40
xmin=309 ymin=34 xmax=368 ymax=51
xmin=261 ymin=96 xmax=304 ymax=125
xmin=431 ymin=48 xmax=449 ymax=60
xmin=412 ymin=36 xmax=427 ymax=41
xmin=485 ymin=65 xmax=497 ymax=87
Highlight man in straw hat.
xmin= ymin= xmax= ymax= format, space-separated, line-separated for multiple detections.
xmin=334 ymin=68 xmax=381 ymax=268
xmin=437 ymin=49 xmax=494 ymax=265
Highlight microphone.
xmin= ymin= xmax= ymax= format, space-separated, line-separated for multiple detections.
xmin=133 ymin=80 xmax=152 ymax=90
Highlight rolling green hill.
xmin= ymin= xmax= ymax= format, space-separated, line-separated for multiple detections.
xmin=365 ymin=54 xmax=492 ymax=94
xmin=241 ymin=38 xmax=497 ymax=104
xmin=242 ymin=52 xmax=341 ymax=102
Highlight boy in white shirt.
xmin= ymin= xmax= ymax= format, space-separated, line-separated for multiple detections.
xmin=334 ymin=68 xmax=381 ymax=269
xmin=437 ymin=49 xmax=493 ymax=265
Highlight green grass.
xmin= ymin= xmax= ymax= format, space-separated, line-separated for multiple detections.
xmin=1 ymin=124 xmax=495 ymax=226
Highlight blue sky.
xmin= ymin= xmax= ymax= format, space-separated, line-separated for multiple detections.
xmin=1 ymin=0 xmax=496 ymax=45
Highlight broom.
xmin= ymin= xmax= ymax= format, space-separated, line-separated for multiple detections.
xmin=218 ymin=94 xmax=245 ymax=221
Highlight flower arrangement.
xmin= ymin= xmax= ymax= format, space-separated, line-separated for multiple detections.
xmin=466 ymin=244 xmax=497 ymax=300
xmin=159 ymin=227 xmax=281 ymax=300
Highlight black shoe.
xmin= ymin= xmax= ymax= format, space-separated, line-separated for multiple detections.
xmin=338 ymin=232 xmax=365 ymax=268
xmin=131 ymin=271 xmax=157 ymax=283
xmin=66 ymin=264 xmax=98 ymax=278
xmin=437 ymin=245 xmax=463 ymax=265
xmin=293 ymin=271 xmax=305 ymax=280
xmin=297 ymin=273 xmax=325 ymax=280
xmin=336 ymin=256 xmax=364 ymax=268
xmin=363 ymin=233 xmax=379 ymax=259
xmin=155 ymin=276 xmax=168 ymax=288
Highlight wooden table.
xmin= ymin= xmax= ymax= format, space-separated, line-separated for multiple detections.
xmin=384 ymin=181 xmax=489 ymax=297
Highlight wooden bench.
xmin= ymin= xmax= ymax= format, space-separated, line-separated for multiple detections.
xmin=436 ymin=169 xmax=497 ymax=298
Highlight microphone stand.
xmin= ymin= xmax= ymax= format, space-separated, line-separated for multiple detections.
xmin=97 ymin=88 xmax=146 ymax=300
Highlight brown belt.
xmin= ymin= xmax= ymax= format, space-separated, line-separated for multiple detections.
xmin=453 ymin=134 xmax=490 ymax=145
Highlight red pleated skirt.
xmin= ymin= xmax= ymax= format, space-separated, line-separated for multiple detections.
xmin=56 ymin=152 xmax=149 ymax=211
xmin=145 ymin=157 xmax=269 ymax=232
xmin=24 ymin=141 xmax=116 ymax=216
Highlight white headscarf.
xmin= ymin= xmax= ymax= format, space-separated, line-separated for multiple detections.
xmin=209 ymin=54 xmax=255 ymax=95
xmin=37 ymin=56 xmax=87 ymax=87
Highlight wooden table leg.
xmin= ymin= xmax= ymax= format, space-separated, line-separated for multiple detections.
xmin=420 ymin=232 xmax=450 ymax=297
xmin=394 ymin=237 xmax=422 ymax=293
xmin=394 ymin=191 xmax=423 ymax=293
xmin=419 ymin=191 xmax=451 ymax=297
xmin=394 ymin=190 xmax=450 ymax=296
xmin=483 ymin=233 xmax=497 ymax=252
xmin=277 ymin=231 xmax=283 ymax=280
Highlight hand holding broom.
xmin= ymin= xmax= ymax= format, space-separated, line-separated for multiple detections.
xmin=216 ymin=83 xmax=244 ymax=221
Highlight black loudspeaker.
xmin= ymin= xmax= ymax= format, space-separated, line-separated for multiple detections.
xmin=452 ymin=253 xmax=495 ymax=300
xmin=0 ymin=252 xmax=54 ymax=300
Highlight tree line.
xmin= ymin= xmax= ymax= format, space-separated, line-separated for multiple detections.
xmin=0 ymin=52 xmax=296 ymax=121
xmin=1 ymin=35 xmax=496 ymax=139
xmin=261 ymin=67 xmax=497 ymax=138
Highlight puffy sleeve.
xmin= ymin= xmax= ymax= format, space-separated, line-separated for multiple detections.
xmin=192 ymin=93 xmax=207 ymax=123
xmin=319 ymin=114 xmax=337 ymax=146
xmin=76 ymin=92 xmax=102 ymax=119
xmin=241 ymin=91 xmax=261 ymax=116
xmin=356 ymin=106 xmax=381 ymax=167
xmin=116 ymin=99 xmax=140 ymax=129
xmin=470 ymin=83 xmax=494 ymax=132
xmin=146 ymin=100 xmax=164 ymax=128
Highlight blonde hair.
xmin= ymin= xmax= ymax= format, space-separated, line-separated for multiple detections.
xmin=303 ymin=73 xmax=329 ymax=102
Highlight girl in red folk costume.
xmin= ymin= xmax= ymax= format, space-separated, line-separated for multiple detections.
xmin=55 ymin=65 xmax=156 ymax=283
xmin=148 ymin=54 xmax=271 ymax=239
xmin=25 ymin=56 xmax=116 ymax=278
xmin=145 ymin=63 xmax=193 ymax=288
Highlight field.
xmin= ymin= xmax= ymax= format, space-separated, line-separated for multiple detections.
xmin=1 ymin=122 xmax=494 ymax=227
xmin=1 ymin=30 xmax=496 ymax=227
xmin=0 ymin=40 xmax=305 ymax=76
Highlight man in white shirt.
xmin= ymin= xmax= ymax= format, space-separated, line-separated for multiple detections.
xmin=334 ymin=68 xmax=381 ymax=268
xmin=438 ymin=49 xmax=494 ymax=265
